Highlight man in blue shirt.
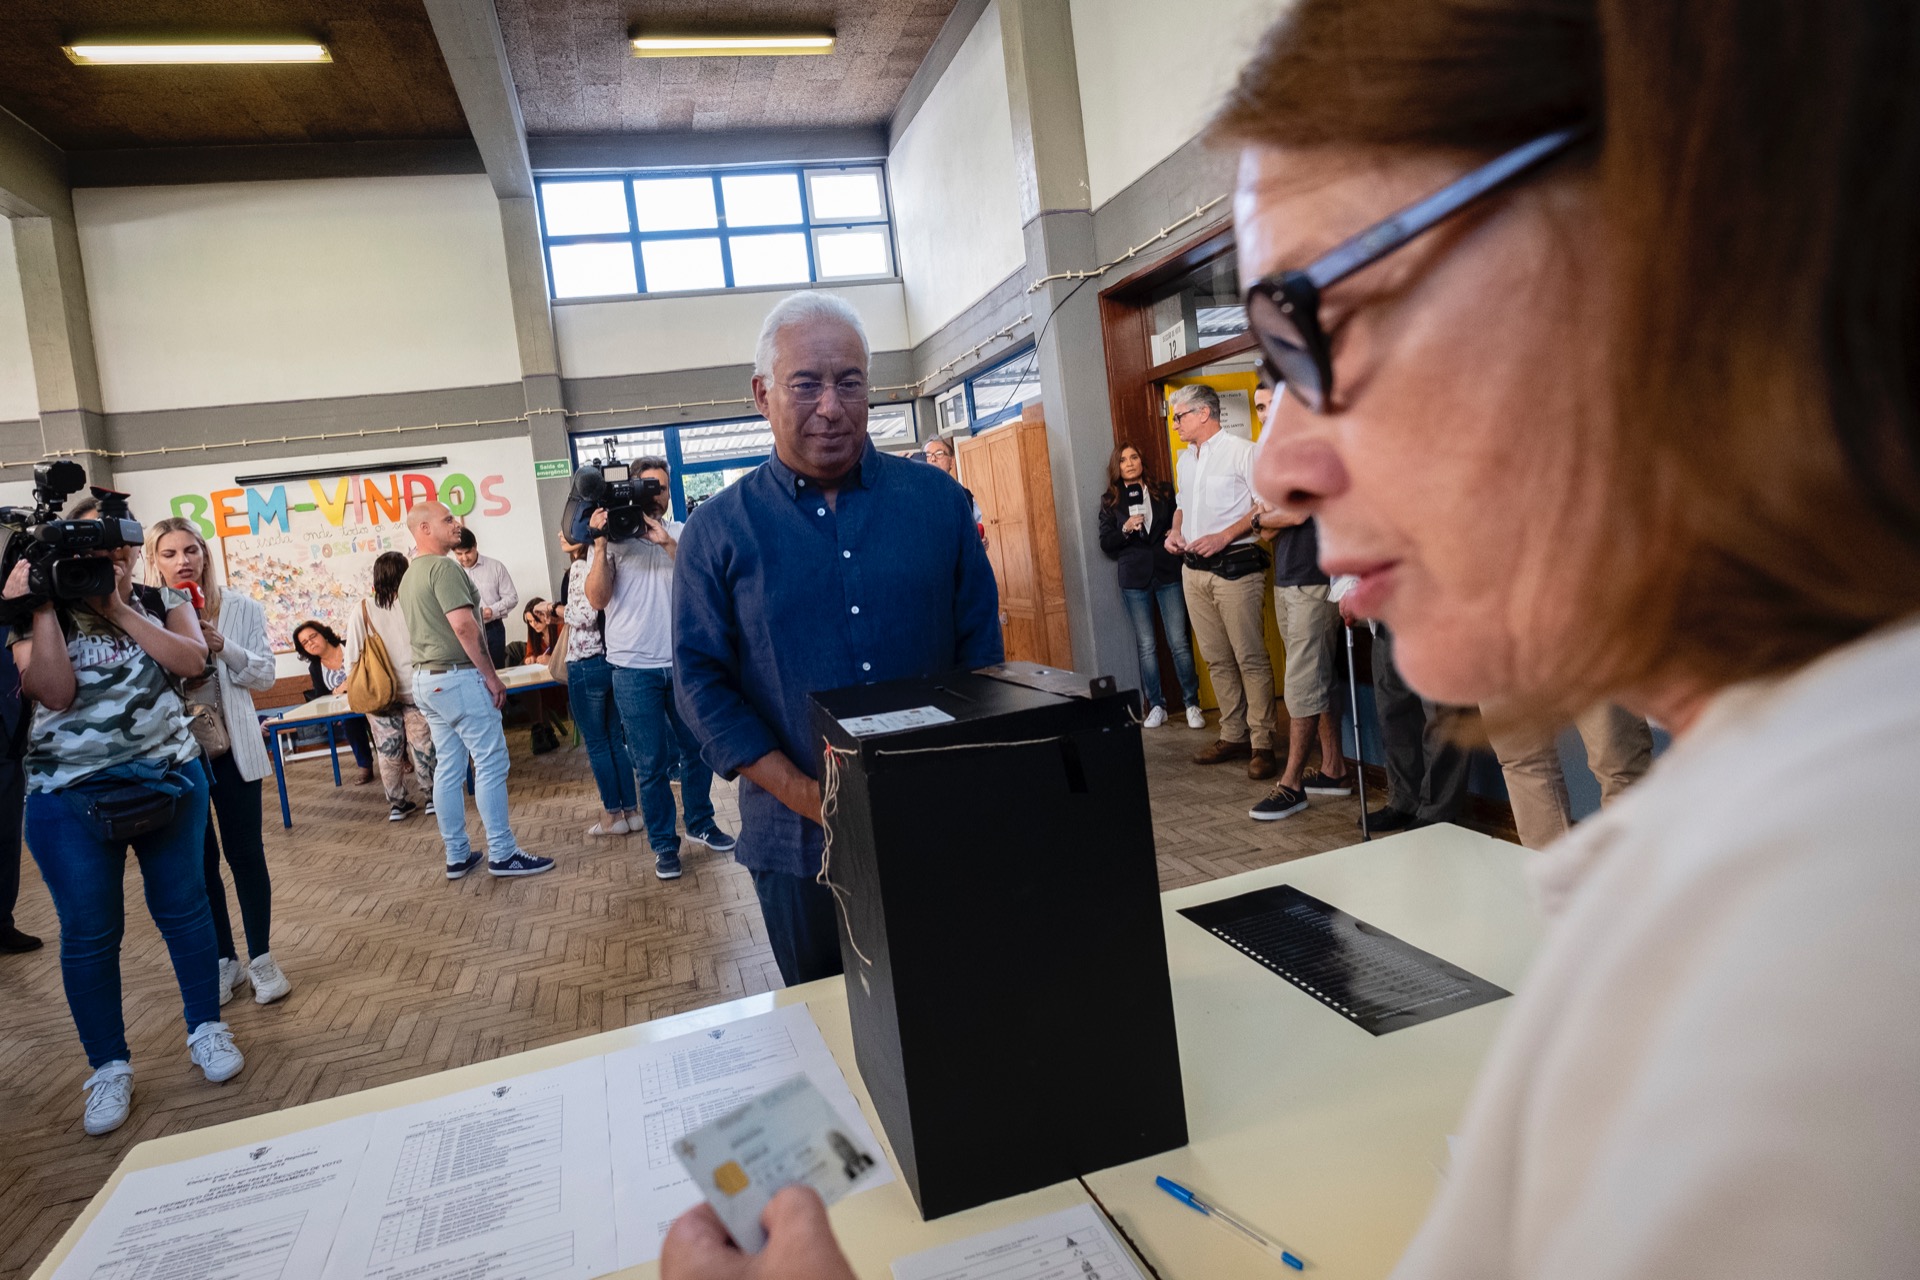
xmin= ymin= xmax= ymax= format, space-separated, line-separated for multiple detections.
xmin=674 ymin=292 xmax=1002 ymax=985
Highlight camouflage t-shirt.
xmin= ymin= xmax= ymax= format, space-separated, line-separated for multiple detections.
xmin=15 ymin=586 xmax=199 ymax=793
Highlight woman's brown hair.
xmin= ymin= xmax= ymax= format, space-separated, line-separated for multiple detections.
xmin=1214 ymin=0 xmax=1920 ymax=705
xmin=1099 ymin=444 xmax=1170 ymax=513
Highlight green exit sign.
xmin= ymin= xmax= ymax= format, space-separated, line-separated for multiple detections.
xmin=533 ymin=459 xmax=571 ymax=480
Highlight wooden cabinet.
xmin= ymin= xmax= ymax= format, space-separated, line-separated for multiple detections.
xmin=956 ymin=406 xmax=1072 ymax=667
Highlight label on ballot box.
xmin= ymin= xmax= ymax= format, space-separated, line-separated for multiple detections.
xmin=835 ymin=705 xmax=955 ymax=737
xmin=674 ymin=1075 xmax=885 ymax=1252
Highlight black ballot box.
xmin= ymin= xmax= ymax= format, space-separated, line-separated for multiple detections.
xmin=809 ymin=661 xmax=1188 ymax=1219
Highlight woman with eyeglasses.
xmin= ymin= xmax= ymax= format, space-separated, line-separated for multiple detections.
xmin=661 ymin=0 xmax=1920 ymax=1275
xmin=292 ymin=619 xmax=376 ymax=786
xmin=1096 ymin=443 xmax=1202 ymax=729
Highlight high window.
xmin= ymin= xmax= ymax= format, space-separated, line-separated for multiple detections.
xmin=538 ymin=165 xmax=895 ymax=300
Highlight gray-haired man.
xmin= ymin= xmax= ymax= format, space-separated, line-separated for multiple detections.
xmin=1163 ymin=384 xmax=1278 ymax=781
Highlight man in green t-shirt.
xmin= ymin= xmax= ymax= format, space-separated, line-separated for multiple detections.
xmin=399 ymin=501 xmax=552 ymax=880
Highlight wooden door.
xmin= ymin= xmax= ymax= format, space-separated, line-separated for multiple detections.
xmin=956 ymin=409 xmax=1072 ymax=667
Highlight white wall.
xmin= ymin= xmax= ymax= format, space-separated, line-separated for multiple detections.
xmin=0 ymin=220 xmax=37 ymax=423
xmin=74 ymin=175 xmax=524 ymax=414
xmin=1072 ymin=0 xmax=1287 ymax=208
xmin=889 ymin=0 xmax=1027 ymax=345
xmin=555 ymin=281 xmax=910 ymax=381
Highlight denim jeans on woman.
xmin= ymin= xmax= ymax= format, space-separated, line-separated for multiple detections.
xmin=610 ymin=665 xmax=713 ymax=856
xmin=27 ymin=759 xmax=217 ymax=1068
xmin=567 ymin=654 xmax=637 ymax=812
xmin=413 ymin=668 xmax=527 ymax=867
xmin=1122 ymin=581 xmax=1202 ymax=710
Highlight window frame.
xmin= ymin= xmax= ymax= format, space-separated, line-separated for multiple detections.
xmin=964 ymin=345 xmax=1043 ymax=432
xmin=538 ymin=162 xmax=897 ymax=301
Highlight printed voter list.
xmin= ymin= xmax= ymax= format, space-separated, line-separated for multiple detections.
xmin=50 ymin=1115 xmax=375 ymax=1280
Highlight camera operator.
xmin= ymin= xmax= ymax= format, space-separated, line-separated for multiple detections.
xmin=580 ymin=457 xmax=733 ymax=880
xmin=3 ymin=506 xmax=244 ymax=1137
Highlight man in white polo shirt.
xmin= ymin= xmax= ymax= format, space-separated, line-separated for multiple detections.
xmin=582 ymin=457 xmax=734 ymax=881
xmin=1163 ymin=384 xmax=1277 ymax=780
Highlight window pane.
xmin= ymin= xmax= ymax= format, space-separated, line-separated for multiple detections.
xmin=632 ymin=177 xmax=718 ymax=231
xmin=541 ymin=181 xmax=629 ymax=236
xmin=814 ymin=227 xmax=891 ymax=279
xmin=641 ymin=237 xmax=725 ymax=292
xmin=728 ymin=233 xmax=812 ymax=287
xmin=867 ymin=404 xmax=913 ymax=441
xmin=680 ymin=418 xmax=775 ymax=462
xmin=722 ymin=173 xmax=803 ymax=227
xmin=575 ymin=428 xmax=666 ymax=466
xmin=969 ymin=349 xmax=1042 ymax=423
xmin=808 ymin=170 xmax=885 ymax=221
xmin=549 ymin=242 xmax=638 ymax=298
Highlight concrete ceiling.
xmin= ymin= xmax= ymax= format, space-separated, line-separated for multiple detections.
xmin=0 ymin=1 xmax=471 ymax=150
xmin=496 ymin=0 xmax=959 ymax=134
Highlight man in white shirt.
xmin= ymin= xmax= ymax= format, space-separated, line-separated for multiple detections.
xmin=451 ymin=527 xmax=517 ymax=669
xmin=582 ymin=457 xmax=734 ymax=881
xmin=1163 ymin=384 xmax=1278 ymax=780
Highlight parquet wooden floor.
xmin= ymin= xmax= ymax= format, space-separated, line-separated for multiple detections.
xmin=0 ymin=710 xmax=1514 ymax=1279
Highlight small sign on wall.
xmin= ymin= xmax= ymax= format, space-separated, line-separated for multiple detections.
xmin=533 ymin=459 xmax=572 ymax=479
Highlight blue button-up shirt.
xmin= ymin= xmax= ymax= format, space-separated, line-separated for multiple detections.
xmin=673 ymin=441 xmax=1003 ymax=877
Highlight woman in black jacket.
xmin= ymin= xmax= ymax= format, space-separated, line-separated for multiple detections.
xmin=1097 ymin=444 xmax=1202 ymax=728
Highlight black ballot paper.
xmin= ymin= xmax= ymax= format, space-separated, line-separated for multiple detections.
xmin=1179 ymin=884 xmax=1510 ymax=1035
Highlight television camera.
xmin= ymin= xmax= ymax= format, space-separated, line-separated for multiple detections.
xmin=0 ymin=460 xmax=143 ymax=620
xmin=568 ymin=440 xmax=667 ymax=542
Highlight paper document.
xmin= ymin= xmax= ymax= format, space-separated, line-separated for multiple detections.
xmin=890 ymin=1204 xmax=1147 ymax=1280
xmin=51 ymin=1115 xmax=375 ymax=1280
xmin=603 ymin=1004 xmax=892 ymax=1265
xmin=320 ymin=1057 xmax=616 ymax=1280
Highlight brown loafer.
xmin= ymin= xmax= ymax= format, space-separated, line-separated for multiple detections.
xmin=1192 ymin=738 xmax=1253 ymax=766
xmin=1247 ymin=749 xmax=1278 ymax=780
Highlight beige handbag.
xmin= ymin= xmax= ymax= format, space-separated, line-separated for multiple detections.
xmin=346 ymin=601 xmax=401 ymax=713
xmin=546 ymin=624 xmax=571 ymax=684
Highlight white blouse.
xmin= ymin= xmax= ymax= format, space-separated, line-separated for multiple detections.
xmin=1391 ymin=618 xmax=1920 ymax=1280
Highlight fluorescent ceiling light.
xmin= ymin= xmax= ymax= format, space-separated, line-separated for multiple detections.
xmin=631 ymin=34 xmax=835 ymax=58
xmin=63 ymin=41 xmax=332 ymax=65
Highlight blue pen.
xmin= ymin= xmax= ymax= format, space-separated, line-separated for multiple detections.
xmin=1156 ymin=1176 xmax=1307 ymax=1271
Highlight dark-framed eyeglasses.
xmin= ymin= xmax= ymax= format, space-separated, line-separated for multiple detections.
xmin=782 ymin=376 xmax=871 ymax=406
xmin=1244 ymin=125 xmax=1590 ymax=414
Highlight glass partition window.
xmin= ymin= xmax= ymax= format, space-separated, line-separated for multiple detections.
xmin=539 ymin=163 xmax=896 ymax=299
xmin=967 ymin=348 xmax=1043 ymax=429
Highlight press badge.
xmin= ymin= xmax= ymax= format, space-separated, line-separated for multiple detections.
xmin=673 ymin=1075 xmax=883 ymax=1252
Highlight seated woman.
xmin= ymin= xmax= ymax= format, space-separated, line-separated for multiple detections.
xmin=4 ymin=533 xmax=244 ymax=1137
xmin=145 ymin=517 xmax=290 ymax=1007
xmin=292 ymin=619 xmax=374 ymax=785
xmin=345 ymin=552 xmax=437 ymax=822
xmin=519 ymin=596 xmax=570 ymax=754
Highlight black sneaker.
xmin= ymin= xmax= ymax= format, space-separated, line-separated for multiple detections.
xmin=389 ymin=799 xmax=419 ymax=822
xmin=1250 ymin=784 xmax=1309 ymax=822
xmin=489 ymin=852 xmax=556 ymax=878
xmin=654 ymin=850 xmax=683 ymax=881
xmin=1300 ymin=768 xmax=1354 ymax=796
xmin=1364 ymin=806 xmax=1418 ymax=833
xmin=445 ymin=851 xmax=485 ymax=880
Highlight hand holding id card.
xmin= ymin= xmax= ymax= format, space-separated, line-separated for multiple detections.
xmin=674 ymin=1075 xmax=885 ymax=1253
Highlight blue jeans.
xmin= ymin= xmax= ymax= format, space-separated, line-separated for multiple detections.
xmin=1122 ymin=581 xmax=1201 ymax=710
xmin=414 ymin=668 xmax=526 ymax=865
xmin=26 ymin=760 xmax=218 ymax=1067
xmin=611 ymin=665 xmax=714 ymax=856
xmin=567 ymin=654 xmax=637 ymax=812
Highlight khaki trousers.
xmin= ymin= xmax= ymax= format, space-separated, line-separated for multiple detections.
xmin=1487 ymin=702 xmax=1654 ymax=849
xmin=1182 ymin=566 xmax=1276 ymax=749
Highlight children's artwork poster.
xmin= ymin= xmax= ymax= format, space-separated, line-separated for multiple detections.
xmin=117 ymin=438 xmax=552 ymax=673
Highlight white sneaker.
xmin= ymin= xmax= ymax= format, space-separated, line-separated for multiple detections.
xmin=248 ymin=953 xmax=292 ymax=1005
xmin=216 ymin=957 xmax=244 ymax=1006
xmin=188 ymin=1021 xmax=245 ymax=1083
xmin=1141 ymin=705 xmax=1167 ymax=729
xmin=1186 ymin=705 xmax=1208 ymax=730
xmin=82 ymin=1061 xmax=133 ymax=1136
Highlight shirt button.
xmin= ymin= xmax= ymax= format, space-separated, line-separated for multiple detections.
xmin=862 ymin=662 xmax=871 ymax=672
xmin=850 ymin=606 xmax=860 ymax=615
xmin=842 ymin=550 xmax=851 ymax=559
xmin=817 ymin=508 xmax=827 ymax=516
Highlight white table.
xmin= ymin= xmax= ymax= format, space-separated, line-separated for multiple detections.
xmin=30 ymin=824 xmax=1540 ymax=1280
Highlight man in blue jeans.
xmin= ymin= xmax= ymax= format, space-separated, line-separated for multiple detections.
xmin=400 ymin=500 xmax=553 ymax=880
xmin=582 ymin=458 xmax=733 ymax=880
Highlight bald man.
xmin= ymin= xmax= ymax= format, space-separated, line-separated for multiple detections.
xmin=399 ymin=501 xmax=552 ymax=879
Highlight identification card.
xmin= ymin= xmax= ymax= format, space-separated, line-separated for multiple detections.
xmin=673 ymin=1075 xmax=884 ymax=1252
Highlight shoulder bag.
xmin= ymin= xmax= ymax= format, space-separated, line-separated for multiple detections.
xmin=346 ymin=601 xmax=401 ymax=714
